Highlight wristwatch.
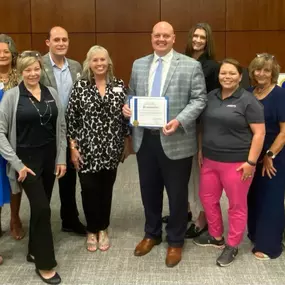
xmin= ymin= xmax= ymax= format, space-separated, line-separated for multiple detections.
xmin=266 ymin=150 xmax=276 ymax=159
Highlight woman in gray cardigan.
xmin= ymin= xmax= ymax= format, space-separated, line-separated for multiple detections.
xmin=0 ymin=51 xmax=66 ymax=285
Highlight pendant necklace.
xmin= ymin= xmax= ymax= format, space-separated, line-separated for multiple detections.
xmin=29 ymin=96 xmax=52 ymax=126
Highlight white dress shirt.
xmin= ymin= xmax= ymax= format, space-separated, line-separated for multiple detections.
xmin=148 ymin=49 xmax=173 ymax=97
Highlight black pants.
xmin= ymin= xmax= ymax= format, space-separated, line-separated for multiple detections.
xmin=79 ymin=169 xmax=117 ymax=233
xmin=58 ymin=143 xmax=79 ymax=225
xmin=136 ymin=130 xmax=192 ymax=247
xmin=17 ymin=141 xmax=57 ymax=270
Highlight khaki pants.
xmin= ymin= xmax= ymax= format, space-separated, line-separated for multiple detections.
xmin=188 ymin=153 xmax=203 ymax=220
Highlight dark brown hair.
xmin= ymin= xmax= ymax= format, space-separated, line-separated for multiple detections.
xmin=185 ymin=23 xmax=215 ymax=59
xmin=219 ymin=58 xmax=243 ymax=75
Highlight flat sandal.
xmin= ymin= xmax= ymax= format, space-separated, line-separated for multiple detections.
xmin=98 ymin=230 xmax=110 ymax=251
xmin=254 ymin=252 xmax=270 ymax=261
xmin=86 ymin=233 xmax=98 ymax=252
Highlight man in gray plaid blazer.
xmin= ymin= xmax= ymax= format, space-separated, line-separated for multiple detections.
xmin=40 ymin=26 xmax=85 ymax=236
xmin=123 ymin=21 xmax=207 ymax=267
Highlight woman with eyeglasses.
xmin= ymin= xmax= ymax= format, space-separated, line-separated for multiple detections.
xmin=247 ymin=53 xmax=285 ymax=260
xmin=0 ymin=51 xmax=66 ymax=284
xmin=0 ymin=34 xmax=25 ymax=242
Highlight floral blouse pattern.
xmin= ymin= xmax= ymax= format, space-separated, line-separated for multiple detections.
xmin=66 ymin=78 xmax=129 ymax=173
xmin=0 ymin=69 xmax=18 ymax=91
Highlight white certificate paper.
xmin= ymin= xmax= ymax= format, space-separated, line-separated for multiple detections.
xmin=129 ymin=96 xmax=169 ymax=128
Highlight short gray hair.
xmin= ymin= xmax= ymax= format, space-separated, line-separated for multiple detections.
xmin=82 ymin=45 xmax=114 ymax=84
xmin=0 ymin=34 xmax=18 ymax=68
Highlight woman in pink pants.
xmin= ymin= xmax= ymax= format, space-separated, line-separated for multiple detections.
xmin=193 ymin=58 xmax=265 ymax=267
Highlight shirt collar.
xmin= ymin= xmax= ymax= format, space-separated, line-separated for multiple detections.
xmin=19 ymin=81 xmax=31 ymax=97
xmin=19 ymin=81 xmax=46 ymax=97
xmin=49 ymin=53 xmax=69 ymax=69
xmin=215 ymin=86 xmax=243 ymax=100
xmin=153 ymin=49 xmax=173 ymax=63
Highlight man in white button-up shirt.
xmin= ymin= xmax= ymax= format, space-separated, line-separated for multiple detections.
xmin=123 ymin=21 xmax=207 ymax=267
xmin=148 ymin=49 xmax=173 ymax=97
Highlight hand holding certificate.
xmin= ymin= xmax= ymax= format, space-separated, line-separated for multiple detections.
xmin=129 ymin=96 xmax=169 ymax=128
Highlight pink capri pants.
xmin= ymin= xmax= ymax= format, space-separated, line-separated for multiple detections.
xmin=199 ymin=158 xmax=253 ymax=247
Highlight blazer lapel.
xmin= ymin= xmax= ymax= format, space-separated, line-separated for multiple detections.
xmin=43 ymin=54 xmax=57 ymax=90
xmin=161 ymin=51 xmax=179 ymax=97
xmin=68 ymin=60 xmax=79 ymax=82
xmin=144 ymin=55 xmax=154 ymax=96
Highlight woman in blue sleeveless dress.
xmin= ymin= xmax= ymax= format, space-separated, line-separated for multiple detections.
xmin=0 ymin=34 xmax=22 ymax=244
xmin=0 ymin=87 xmax=10 ymax=209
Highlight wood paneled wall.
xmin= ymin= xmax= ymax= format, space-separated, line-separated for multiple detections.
xmin=1 ymin=0 xmax=285 ymax=83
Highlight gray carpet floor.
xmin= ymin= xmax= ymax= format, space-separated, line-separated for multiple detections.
xmin=0 ymin=156 xmax=285 ymax=285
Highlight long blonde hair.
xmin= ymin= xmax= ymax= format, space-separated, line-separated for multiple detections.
xmin=82 ymin=45 xmax=114 ymax=84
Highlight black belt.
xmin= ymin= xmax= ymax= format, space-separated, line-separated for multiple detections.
xmin=144 ymin=128 xmax=160 ymax=135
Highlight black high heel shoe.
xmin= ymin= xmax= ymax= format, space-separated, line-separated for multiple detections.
xmin=26 ymin=254 xmax=35 ymax=263
xmin=185 ymin=223 xmax=208 ymax=239
xmin=35 ymin=269 xmax=61 ymax=285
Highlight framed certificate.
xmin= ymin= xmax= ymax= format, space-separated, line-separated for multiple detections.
xmin=129 ymin=96 xmax=169 ymax=128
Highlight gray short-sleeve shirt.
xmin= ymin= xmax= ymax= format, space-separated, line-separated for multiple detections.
xmin=202 ymin=87 xmax=264 ymax=162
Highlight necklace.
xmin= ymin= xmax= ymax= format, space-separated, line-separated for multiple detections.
xmin=254 ymin=84 xmax=275 ymax=98
xmin=28 ymin=97 xmax=52 ymax=126
xmin=0 ymin=70 xmax=11 ymax=82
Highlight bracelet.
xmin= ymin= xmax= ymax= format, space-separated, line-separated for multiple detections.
xmin=247 ymin=160 xmax=256 ymax=166
xmin=70 ymin=139 xmax=77 ymax=150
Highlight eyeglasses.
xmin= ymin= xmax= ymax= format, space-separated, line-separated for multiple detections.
xmin=19 ymin=51 xmax=41 ymax=58
xmin=256 ymin=53 xmax=275 ymax=60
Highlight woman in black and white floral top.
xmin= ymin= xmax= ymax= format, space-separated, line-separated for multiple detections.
xmin=66 ymin=45 xmax=129 ymax=252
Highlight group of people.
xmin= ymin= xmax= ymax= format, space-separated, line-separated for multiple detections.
xmin=0 ymin=19 xmax=284 ymax=284
xmin=0 ymin=27 xmax=129 ymax=284
xmin=123 ymin=21 xmax=285 ymax=268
